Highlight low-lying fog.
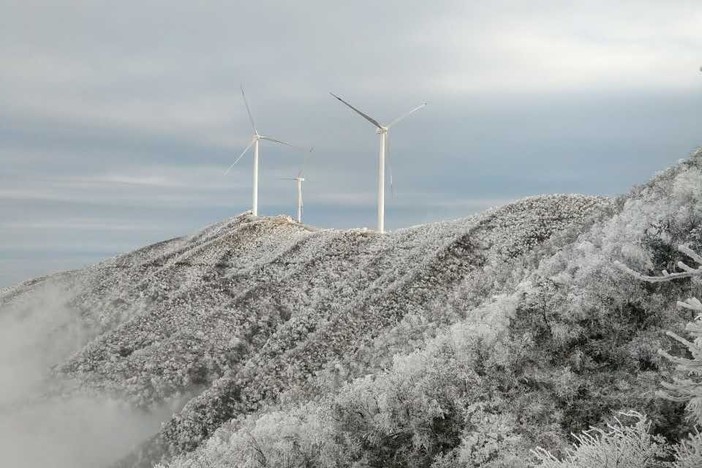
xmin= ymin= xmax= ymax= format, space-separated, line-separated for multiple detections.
xmin=0 ymin=282 xmax=171 ymax=468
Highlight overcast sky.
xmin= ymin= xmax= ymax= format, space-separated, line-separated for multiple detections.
xmin=1 ymin=0 xmax=700 ymax=287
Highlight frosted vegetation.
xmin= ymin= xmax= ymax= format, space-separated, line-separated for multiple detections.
xmin=0 ymin=149 xmax=700 ymax=467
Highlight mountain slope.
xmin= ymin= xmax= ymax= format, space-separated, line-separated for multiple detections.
xmin=2 ymin=196 xmax=607 ymax=464
xmin=157 ymin=150 xmax=702 ymax=467
xmin=2 ymin=148 xmax=700 ymax=468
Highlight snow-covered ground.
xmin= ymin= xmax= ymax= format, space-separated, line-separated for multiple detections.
xmin=1 ymin=148 xmax=701 ymax=468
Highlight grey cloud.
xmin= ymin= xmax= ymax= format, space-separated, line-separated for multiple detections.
xmin=1 ymin=0 xmax=701 ymax=287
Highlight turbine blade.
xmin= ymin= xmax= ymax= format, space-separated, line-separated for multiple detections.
xmin=299 ymin=146 xmax=313 ymax=178
xmin=330 ymin=92 xmax=383 ymax=129
xmin=240 ymin=85 xmax=258 ymax=134
xmin=386 ymin=102 xmax=427 ymax=129
xmin=224 ymin=139 xmax=255 ymax=175
xmin=259 ymin=135 xmax=306 ymax=151
xmin=259 ymin=135 xmax=293 ymax=146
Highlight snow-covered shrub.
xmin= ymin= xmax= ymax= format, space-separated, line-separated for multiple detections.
xmin=454 ymin=402 xmax=525 ymax=467
xmin=670 ymin=430 xmax=702 ymax=468
xmin=531 ymin=411 xmax=669 ymax=468
xmin=163 ymin=295 xmax=521 ymax=468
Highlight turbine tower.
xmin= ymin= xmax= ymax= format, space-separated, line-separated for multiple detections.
xmin=330 ymin=93 xmax=426 ymax=233
xmin=226 ymin=86 xmax=303 ymax=216
xmin=281 ymin=170 xmax=305 ymax=223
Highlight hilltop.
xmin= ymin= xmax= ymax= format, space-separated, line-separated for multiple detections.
xmin=1 ymin=148 xmax=701 ymax=467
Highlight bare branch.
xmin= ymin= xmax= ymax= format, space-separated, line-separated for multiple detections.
xmin=615 ymin=245 xmax=702 ymax=284
xmin=680 ymin=244 xmax=702 ymax=265
xmin=678 ymin=298 xmax=702 ymax=312
xmin=664 ymin=330 xmax=696 ymax=349
xmin=614 ymin=261 xmax=701 ymax=283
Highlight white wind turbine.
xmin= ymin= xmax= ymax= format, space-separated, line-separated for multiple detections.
xmin=280 ymin=149 xmax=313 ymax=223
xmin=330 ymin=93 xmax=426 ymax=233
xmin=281 ymin=169 xmax=306 ymax=223
xmin=226 ymin=86 xmax=304 ymax=216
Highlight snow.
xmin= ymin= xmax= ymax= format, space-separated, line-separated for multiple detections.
xmin=4 ymin=149 xmax=701 ymax=466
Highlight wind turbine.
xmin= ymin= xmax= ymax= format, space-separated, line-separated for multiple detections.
xmin=281 ymin=170 xmax=305 ymax=223
xmin=330 ymin=93 xmax=426 ymax=233
xmin=280 ymin=148 xmax=313 ymax=223
xmin=226 ymin=86 xmax=303 ymax=216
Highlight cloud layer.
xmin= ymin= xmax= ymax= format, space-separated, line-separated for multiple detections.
xmin=1 ymin=0 xmax=701 ymax=286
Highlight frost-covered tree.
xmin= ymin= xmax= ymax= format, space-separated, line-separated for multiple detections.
xmin=532 ymin=246 xmax=702 ymax=468
xmin=616 ymin=245 xmax=702 ymax=422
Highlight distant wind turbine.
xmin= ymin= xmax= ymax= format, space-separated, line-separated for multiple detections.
xmin=226 ymin=86 xmax=306 ymax=216
xmin=281 ymin=170 xmax=306 ymax=223
xmin=280 ymin=148 xmax=313 ymax=223
xmin=330 ymin=92 xmax=426 ymax=233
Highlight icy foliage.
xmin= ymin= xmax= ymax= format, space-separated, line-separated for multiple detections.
xmin=161 ymin=294 xmax=522 ymax=468
xmin=3 ymin=149 xmax=702 ymax=467
xmin=605 ymin=245 xmax=702 ymax=468
xmin=161 ymin=149 xmax=702 ymax=467
xmin=532 ymin=412 xmax=702 ymax=468
xmin=532 ymin=412 xmax=669 ymax=468
xmin=1 ymin=194 xmax=606 ymax=465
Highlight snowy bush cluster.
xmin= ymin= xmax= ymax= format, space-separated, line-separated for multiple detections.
xmin=2 ymin=149 xmax=700 ymax=467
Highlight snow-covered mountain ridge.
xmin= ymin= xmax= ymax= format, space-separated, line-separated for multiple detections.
xmin=2 ymin=149 xmax=701 ymax=468
xmin=4 ymin=195 xmax=606 ymax=400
